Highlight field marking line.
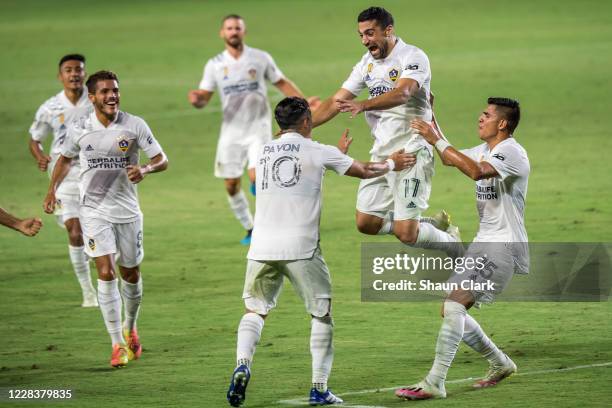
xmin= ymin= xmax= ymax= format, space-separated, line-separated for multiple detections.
xmin=277 ymin=361 xmax=612 ymax=407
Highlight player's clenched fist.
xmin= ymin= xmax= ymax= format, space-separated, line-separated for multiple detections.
xmin=17 ymin=217 xmax=43 ymax=237
xmin=37 ymin=155 xmax=51 ymax=171
xmin=43 ymin=191 xmax=56 ymax=214
xmin=126 ymin=165 xmax=146 ymax=184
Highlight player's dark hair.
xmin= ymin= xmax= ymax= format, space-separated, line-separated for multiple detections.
xmin=488 ymin=97 xmax=520 ymax=134
xmin=86 ymin=70 xmax=119 ymax=94
xmin=357 ymin=7 xmax=394 ymax=29
xmin=58 ymin=54 xmax=85 ymax=69
xmin=222 ymin=14 xmax=243 ymax=24
xmin=275 ymin=97 xmax=311 ymax=130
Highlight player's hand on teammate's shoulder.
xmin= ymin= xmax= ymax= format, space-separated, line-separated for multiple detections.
xmin=389 ymin=148 xmax=417 ymax=171
xmin=17 ymin=217 xmax=43 ymax=237
xmin=37 ymin=155 xmax=51 ymax=171
xmin=336 ymin=98 xmax=365 ymax=118
xmin=337 ymin=128 xmax=353 ymax=154
xmin=411 ymin=119 xmax=440 ymax=145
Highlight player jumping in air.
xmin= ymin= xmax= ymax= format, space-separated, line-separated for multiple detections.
xmin=226 ymin=97 xmax=415 ymax=406
xmin=395 ymin=97 xmax=529 ymax=400
xmin=312 ymin=7 xmax=462 ymax=257
xmin=43 ymin=70 xmax=169 ymax=368
xmin=28 ymin=54 xmax=97 ymax=307
xmin=188 ymin=14 xmax=318 ymax=245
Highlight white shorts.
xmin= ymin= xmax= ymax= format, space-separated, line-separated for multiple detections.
xmin=356 ymin=148 xmax=434 ymax=221
xmin=54 ymin=193 xmax=80 ymax=227
xmin=446 ymin=242 xmax=514 ymax=304
xmin=214 ymin=136 xmax=269 ymax=179
xmin=243 ymin=247 xmax=332 ymax=317
xmin=81 ymin=217 xmax=144 ymax=267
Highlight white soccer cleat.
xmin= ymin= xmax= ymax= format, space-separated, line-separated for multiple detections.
xmin=395 ymin=380 xmax=446 ymax=400
xmin=81 ymin=291 xmax=98 ymax=308
xmin=473 ymin=355 xmax=517 ymax=388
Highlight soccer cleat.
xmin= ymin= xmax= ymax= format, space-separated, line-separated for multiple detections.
xmin=227 ymin=364 xmax=250 ymax=407
xmin=473 ymin=355 xmax=517 ymax=388
xmin=240 ymin=229 xmax=253 ymax=246
xmin=395 ymin=381 xmax=446 ymax=400
xmin=81 ymin=291 xmax=98 ymax=308
xmin=309 ymin=388 xmax=343 ymax=405
xmin=250 ymin=182 xmax=256 ymax=196
xmin=110 ymin=344 xmax=129 ymax=368
xmin=421 ymin=210 xmax=451 ymax=232
xmin=123 ymin=328 xmax=142 ymax=360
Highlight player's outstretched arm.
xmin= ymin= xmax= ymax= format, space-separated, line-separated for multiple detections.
xmin=28 ymin=139 xmax=51 ymax=172
xmin=273 ymin=78 xmax=303 ymax=98
xmin=126 ymin=152 xmax=169 ymax=184
xmin=411 ymin=119 xmax=498 ymax=181
xmin=43 ymin=155 xmax=71 ymax=214
xmin=0 ymin=208 xmax=43 ymax=236
xmin=312 ymin=88 xmax=356 ymax=128
xmin=345 ymin=149 xmax=416 ymax=179
xmin=187 ymin=89 xmax=214 ymax=109
xmin=336 ymin=78 xmax=419 ymax=117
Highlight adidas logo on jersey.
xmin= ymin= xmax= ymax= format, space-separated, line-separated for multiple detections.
xmin=407 ymin=201 xmax=417 ymax=209
xmin=86 ymin=144 xmax=94 ymax=151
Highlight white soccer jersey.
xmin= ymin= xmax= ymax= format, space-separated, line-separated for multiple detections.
xmin=61 ymin=111 xmax=163 ymax=223
xmin=247 ymin=133 xmax=354 ymax=261
xmin=29 ymin=90 xmax=92 ymax=196
xmin=199 ymin=46 xmax=284 ymax=144
xmin=342 ymin=38 xmax=432 ymax=157
xmin=461 ymin=138 xmax=530 ymax=273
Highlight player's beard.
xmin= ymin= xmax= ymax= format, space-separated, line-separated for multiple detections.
xmin=225 ymin=35 xmax=243 ymax=49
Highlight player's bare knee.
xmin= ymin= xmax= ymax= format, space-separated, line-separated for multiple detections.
xmin=225 ymin=178 xmax=241 ymax=196
xmin=394 ymin=229 xmax=418 ymax=244
xmin=355 ymin=213 xmax=382 ymax=235
xmin=119 ymin=265 xmax=140 ymax=283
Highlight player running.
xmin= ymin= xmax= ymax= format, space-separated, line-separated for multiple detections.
xmin=226 ymin=97 xmax=415 ymax=406
xmin=312 ymin=7 xmax=461 ymax=257
xmin=28 ymin=54 xmax=97 ymax=307
xmin=395 ymin=97 xmax=529 ymax=400
xmin=43 ymin=70 xmax=169 ymax=368
xmin=188 ymin=14 xmax=316 ymax=245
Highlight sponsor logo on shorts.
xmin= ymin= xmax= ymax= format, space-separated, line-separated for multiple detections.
xmin=88 ymin=238 xmax=96 ymax=251
xmin=118 ymin=138 xmax=129 ymax=152
xmin=389 ymin=68 xmax=399 ymax=82
xmin=407 ymin=201 xmax=417 ymax=209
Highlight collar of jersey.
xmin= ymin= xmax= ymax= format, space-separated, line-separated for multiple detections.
xmin=279 ymin=132 xmax=306 ymax=140
xmin=58 ymin=88 xmax=89 ymax=108
xmin=90 ymin=110 xmax=121 ymax=130
xmin=224 ymin=45 xmax=250 ymax=61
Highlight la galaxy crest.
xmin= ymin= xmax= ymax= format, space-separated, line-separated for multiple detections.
xmin=117 ymin=136 xmax=129 ymax=153
xmin=88 ymin=238 xmax=96 ymax=251
xmin=389 ymin=68 xmax=399 ymax=82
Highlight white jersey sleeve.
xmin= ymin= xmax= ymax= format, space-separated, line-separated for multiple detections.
xmin=29 ymin=104 xmax=52 ymax=141
xmin=320 ymin=145 xmax=354 ymax=174
xmin=135 ymin=118 xmax=163 ymax=158
xmin=61 ymin=124 xmax=81 ymax=159
xmin=460 ymin=145 xmax=482 ymax=161
xmin=487 ymin=142 xmax=529 ymax=181
xmin=341 ymin=60 xmax=367 ymax=96
xmin=263 ymin=52 xmax=284 ymax=83
xmin=198 ymin=60 xmax=216 ymax=92
xmin=399 ymin=48 xmax=430 ymax=87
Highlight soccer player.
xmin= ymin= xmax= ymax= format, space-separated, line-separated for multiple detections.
xmin=43 ymin=70 xmax=169 ymax=368
xmin=0 ymin=208 xmax=42 ymax=237
xmin=188 ymin=14 xmax=314 ymax=245
xmin=226 ymin=97 xmax=415 ymax=407
xmin=28 ymin=54 xmax=97 ymax=307
xmin=312 ymin=7 xmax=461 ymax=256
xmin=395 ymin=97 xmax=529 ymax=400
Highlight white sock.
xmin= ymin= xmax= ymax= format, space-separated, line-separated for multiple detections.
xmin=463 ymin=314 xmax=506 ymax=366
xmin=425 ymin=300 xmax=466 ymax=392
xmin=377 ymin=211 xmax=394 ymax=235
xmin=236 ymin=313 xmax=265 ymax=368
xmin=121 ymin=277 xmax=142 ymax=332
xmin=311 ymin=316 xmax=334 ymax=391
xmin=68 ymin=245 xmax=95 ymax=296
xmin=228 ymin=191 xmax=254 ymax=231
xmin=97 ymin=279 xmax=124 ymax=345
xmin=414 ymin=222 xmax=460 ymax=256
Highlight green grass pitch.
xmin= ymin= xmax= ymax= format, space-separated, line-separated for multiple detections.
xmin=1 ymin=0 xmax=611 ymax=407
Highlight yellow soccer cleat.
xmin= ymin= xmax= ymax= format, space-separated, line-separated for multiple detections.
xmin=110 ymin=344 xmax=129 ymax=368
xmin=124 ymin=328 xmax=142 ymax=361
